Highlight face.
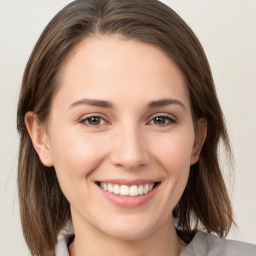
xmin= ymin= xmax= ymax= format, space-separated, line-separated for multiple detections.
xmin=29 ymin=37 xmax=205 ymax=240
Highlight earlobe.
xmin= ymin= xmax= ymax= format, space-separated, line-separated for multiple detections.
xmin=25 ymin=112 xmax=53 ymax=167
xmin=190 ymin=118 xmax=207 ymax=165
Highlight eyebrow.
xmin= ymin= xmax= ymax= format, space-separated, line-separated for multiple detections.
xmin=69 ymin=98 xmax=185 ymax=110
xmin=148 ymin=99 xmax=186 ymax=110
xmin=70 ymin=98 xmax=113 ymax=108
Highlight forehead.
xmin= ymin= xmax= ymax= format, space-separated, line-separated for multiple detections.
xmin=54 ymin=36 xmax=189 ymax=109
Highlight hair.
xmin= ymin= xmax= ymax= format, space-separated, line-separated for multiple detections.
xmin=17 ymin=0 xmax=234 ymax=255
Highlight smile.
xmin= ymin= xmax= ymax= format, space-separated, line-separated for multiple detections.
xmin=96 ymin=180 xmax=160 ymax=208
xmin=99 ymin=182 xmax=155 ymax=197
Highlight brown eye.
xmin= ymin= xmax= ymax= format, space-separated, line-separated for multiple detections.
xmin=153 ymin=116 xmax=167 ymax=125
xmin=87 ymin=117 xmax=101 ymax=125
xmin=80 ymin=116 xmax=106 ymax=126
xmin=149 ymin=115 xmax=176 ymax=126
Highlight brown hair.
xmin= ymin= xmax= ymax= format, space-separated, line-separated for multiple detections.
xmin=17 ymin=0 xmax=234 ymax=255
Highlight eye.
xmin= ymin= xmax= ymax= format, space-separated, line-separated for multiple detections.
xmin=79 ymin=115 xmax=107 ymax=127
xmin=148 ymin=115 xmax=176 ymax=126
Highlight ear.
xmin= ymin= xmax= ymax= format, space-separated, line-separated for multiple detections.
xmin=25 ymin=112 xmax=53 ymax=167
xmin=190 ymin=118 xmax=207 ymax=165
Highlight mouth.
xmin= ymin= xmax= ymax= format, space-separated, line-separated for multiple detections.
xmin=95 ymin=181 xmax=160 ymax=197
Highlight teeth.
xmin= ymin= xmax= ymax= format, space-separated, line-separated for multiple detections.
xmin=107 ymin=183 xmax=113 ymax=193
xmin=99 ymin=182 xmax=155 ymax=196
xmin=120 ymin=185 xmax=129 ymax=196
xmin=130 ymin=185 xmax=138 ymax=196
xmin=138 ymin=185 xmax=144 ymax=195
xmin=113 ymin=184 xmax=120 ymax=195
xmin=143 ymin=184 xmax=149 ymax=194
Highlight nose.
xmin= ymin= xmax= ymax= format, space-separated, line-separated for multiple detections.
xmin=110 ymin=125 xmax=149 ymax=171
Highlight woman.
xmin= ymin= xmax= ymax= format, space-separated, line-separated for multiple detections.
xmin=17 ymin=0 xmax=256 ymax=255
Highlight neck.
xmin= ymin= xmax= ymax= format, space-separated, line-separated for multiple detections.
xmin=69 ymin=210 xmax=185 ymax=256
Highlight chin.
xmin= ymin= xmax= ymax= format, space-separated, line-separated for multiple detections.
xmin=104 ymin=226 xmax=153 ymax=241
xmin=95 ymin=214 xmax=165 ymax=241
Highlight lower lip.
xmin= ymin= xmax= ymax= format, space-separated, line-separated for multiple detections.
xmin=99 ymin=185 xmax=159 ymax=208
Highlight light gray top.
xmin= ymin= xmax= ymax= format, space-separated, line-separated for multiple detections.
xmin=182 ymin=232 xmax=256 ymax=256
xmin=55 ymin=231 xmax=256 ymax=256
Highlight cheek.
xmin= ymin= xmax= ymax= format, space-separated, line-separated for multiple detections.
xmin=155 ymin=132 xmax=194 ymax=207
xmin=153 ymin=131 xmax=195 ymax=173
xmin=48 ymin=131 xmax=111 ymax=208
xmin=49 ymin=130 xmax=108 ymax=183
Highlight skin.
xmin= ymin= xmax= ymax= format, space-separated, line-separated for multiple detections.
xmin=26 ymin=36 xmax=206 ymax=256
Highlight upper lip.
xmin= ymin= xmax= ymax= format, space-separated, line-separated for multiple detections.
xmin=96 ymin=179 xmax=160 ymax=186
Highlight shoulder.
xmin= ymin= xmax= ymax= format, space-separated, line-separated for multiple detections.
xmin=182 ymin=231 xmax=256 ymax=256
xmin=55 ymin=232 xmax=256 ymax=256
xmin=55 ymin=234 xmax=74 ymax=256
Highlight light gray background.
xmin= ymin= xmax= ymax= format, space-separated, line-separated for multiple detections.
xmin=0 ymin=0 xmax=255 ymax=255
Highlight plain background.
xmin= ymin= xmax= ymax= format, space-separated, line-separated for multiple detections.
xmin=0 ymin=0 xmax=255 ymax=255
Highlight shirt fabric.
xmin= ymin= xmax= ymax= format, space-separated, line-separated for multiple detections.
xmin=55 ymin=231 xmax=256 ymax=256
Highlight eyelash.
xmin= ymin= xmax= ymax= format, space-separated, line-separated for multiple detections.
xmin=79 ymin=114 xmax=177 ymax=127
xmin=79 ymin=115 xmax=108 ymax=127
xmin=147 ymin=114 xmax=177 ymax=126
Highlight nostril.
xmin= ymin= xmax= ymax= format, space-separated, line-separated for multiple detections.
xmin=109 ymin=138 xmax=149 ymax=170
